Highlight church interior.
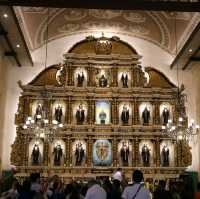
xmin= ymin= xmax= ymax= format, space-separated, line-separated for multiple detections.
xmin=0 ymin=1 xmax=200 ymax=198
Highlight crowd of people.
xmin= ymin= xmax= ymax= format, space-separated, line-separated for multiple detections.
xmin=0 ymin=169 xmax=200 ymax=199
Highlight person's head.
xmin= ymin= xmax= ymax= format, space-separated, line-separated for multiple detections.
xmin=132 ymin=170 xmax=143 ymax=183
xmin=22 ymin=179 xmax=31 ymax=191
xmin=158 ymin=180 xmax=166 ymax=190
xmin=65 ymin=183 xmax=73 ymax=196
xmin=30 ymin=173 xmax=40 ymax=183
xmin=87 ymin=179 xmax=98 ymax=188
xmin=113 ymin=171 xmax=122 ymax=183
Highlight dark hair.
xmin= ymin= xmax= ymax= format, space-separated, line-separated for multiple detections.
xmin=159 ymin=180 xmax=166 ymax=189
xmin=30 ymin=173 xmax=40 ymax=183
xmin=22 ymin=179 xmax=31 ymax=191
xmin=132 ymin=170 xmax=143 ymax=183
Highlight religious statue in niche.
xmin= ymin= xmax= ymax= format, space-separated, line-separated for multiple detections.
xmin=53 ymin=144 xmax=63 ymax=166
xmin=76 ymin=104 xmax=85 ymax=124
xmin=76 ymin=71 xmax=85 ymax=87
xmin=162 ymin=107 xmax=170 ymax=125
xmin=35 ymin=103 xmax=48 ymax=122
xmin=99 ymin=109 xmax=107 ymax=124
xmin=54 ymin=105 xmax=63 ymax=123
xmin=35 ymin=104 xmax=42 ymax=122
xmin=99 ymin=74 xmax=108 ymax=87
xmin=141 ymin=144 xmax=150 ymax=167
xmin=75 ymin=142 xmax=85 ymax=166
xmin=31 ymin=144 xmax=41 ymax=165
xmin=120 ymin=142 xmax=130 ymax=166
xmin=161 ymin=145 xmax=169 ymax=167
xmin=142 ymin=106 xmax=150 ymax=125
xmin=121 ymin=104 xmax=129 ymax=124
xmin=121 ymin=72 xmax=128 ymax=88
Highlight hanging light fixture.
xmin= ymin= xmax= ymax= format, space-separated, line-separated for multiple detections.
xmin=161 ymin=14 xmax=199 ymax=142
xmin=22 ymin=8 xmax=63 ymax=142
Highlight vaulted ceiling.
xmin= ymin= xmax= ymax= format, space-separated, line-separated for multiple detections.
xmin=14 ymin=7 xmax=200 ymax=56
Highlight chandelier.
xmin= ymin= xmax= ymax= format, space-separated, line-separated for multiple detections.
xmin=161 ymin=15 xmax=199 ymax=142
xmin=22 ymin=8 xmax=63 ymax=142
xmin=23 ymin=116 xmax=63 ymax=142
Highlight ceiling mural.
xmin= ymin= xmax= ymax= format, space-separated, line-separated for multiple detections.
xmin=14 ymin=7 xmax=199 ymax=54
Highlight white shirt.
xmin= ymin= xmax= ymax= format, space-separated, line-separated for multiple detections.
xmin=122 ymin=183 xmax=150 ymax=199
xmin=31 ymin=182 xmax=42 ymax=193
xmin=85 ymin=184 xmax=107 ymax=199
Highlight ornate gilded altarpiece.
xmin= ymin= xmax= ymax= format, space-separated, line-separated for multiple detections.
xmin=11 ymin=35 xmax=192 ymax=182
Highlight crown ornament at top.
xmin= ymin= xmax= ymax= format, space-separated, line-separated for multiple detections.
xmin=95 ymin=33 xmax=112 ymax=55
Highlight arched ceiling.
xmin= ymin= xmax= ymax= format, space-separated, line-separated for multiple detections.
xmin=15 ymin=7 xmax=199 ymax=55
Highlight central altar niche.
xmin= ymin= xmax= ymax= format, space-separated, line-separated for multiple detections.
xmin=11 ymin=35 xmax=192 ymax=181
xmin=96 ymin=101 xmax=111 ymax=124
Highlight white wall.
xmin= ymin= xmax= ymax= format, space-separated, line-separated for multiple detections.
xmin=1 ymin=32 xmax=199 ymax=172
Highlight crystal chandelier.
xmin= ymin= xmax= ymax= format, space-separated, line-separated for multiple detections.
xmin=161 ymin=15 xmax=199 ymax=142
xmin=23 ymin=116 xmax=63 ymax=142
xmin=162 ymin=116 xmax=199 ymax=142
xmin=22 ymin=8 xmax=63 ymax=142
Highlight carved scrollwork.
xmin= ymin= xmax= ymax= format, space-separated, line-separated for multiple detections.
xmin=56 ymin=63 xmax=66 ymax=86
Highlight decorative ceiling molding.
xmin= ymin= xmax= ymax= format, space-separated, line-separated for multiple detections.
xmin=14 ymin=7 xmax=198 ymax=57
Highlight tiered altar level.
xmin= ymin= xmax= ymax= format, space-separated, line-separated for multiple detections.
xmin=11 ymin=36 xmax=192 ymax=181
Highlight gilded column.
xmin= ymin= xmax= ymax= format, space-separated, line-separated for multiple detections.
xmin=65 ymin=137 xmax=71 ymax=167
xmin=131 ymin=66 xmax=135 ymax=87
xmin=66 ymin=97 xmax=72 ymax=124
xmin=135 ymin=137 xmax=139 ymax=166
xmin=91 ymin=100 xmax=95 ymax=125
xmin=132 ymin=139 xmax=136 ymax=167
xmin=173 ymin=141 xmax=178 ymax=167
xmin=113 ymin=137 xmax=118 ymax=167
xmin=134 ymin=99 xmax=140 ymax=125
xmin=172 ymin=103 xmax=177 ymax=123
xmin=111 ymin=66 xmax=118 ymax=87
xmin=87 ymin=65 xmax=95 ymax=87
xmin=22 ymin=136 xmax=28 ymax=166
xmin=48 ymin=99 xmax=54 ymax=123
xmin=87 ymin=99 xmax=91 ymax=124
xmin=111 ymin=99 xmax=114 ymax=124
xmin=67 ymin=63 xmax=74 ymax=86
xmin=86 ymin=137 xmax=93 ymax=166
xmin=154 ymin=101 xmax=160 ymax=125
xmin=155 ymin=138 xmax=160 ymax=167
xmin=43 ymin=141 xmax=49 ymax=166
xmin=116 ymin=99 xmax=119 ymax=124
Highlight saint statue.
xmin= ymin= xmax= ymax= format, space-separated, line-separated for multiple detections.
xmin=121 ymin=105 xmax=129 ymax=124
xmin=121 ymin=73 xmax=128 ymax=88
xmin=35 ymin=104 xmax=43 ymax=122
xmin=75 ymin=142 xmax=85 ymax=166
xmin=162 ymin=107 xmax=170 ymax=125
xmin=141 ymin=144 xmax=150 ymax=167
xmin=55 ymin=105 xmax=63 ymax=123
xmin=99 ymin=74 xmax=108 ymax=87
xmin=76 ymin=104 xmax=85 ymax=124
xmin=120 ymin=142 xmax=129 ymax=166
xmin=31 ymin=144 xmax=40 ymax=165
xmin=99 ymin=110 xmax=107 ymax=124
xmin=142 ymin=106 xmax=150 ymax=125
xmin=77 ymin=72 xmax=85 ymax=87
xmin=53 ymin=144 xmax=63 ymax=166
xmin=161 ymin=145 xmax=169 ymax=167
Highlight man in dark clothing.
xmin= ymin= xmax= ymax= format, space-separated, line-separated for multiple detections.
xmin=154 ymin=180 xmax=172 ymax=199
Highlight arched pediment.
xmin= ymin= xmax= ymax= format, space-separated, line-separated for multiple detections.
xmin=146 ymin=67 xmax=176 ymax=88
xmin=28 ymin=65 xmax=60 ymax=86
xmin=68 ymin=36 xmax=138 ymax=55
